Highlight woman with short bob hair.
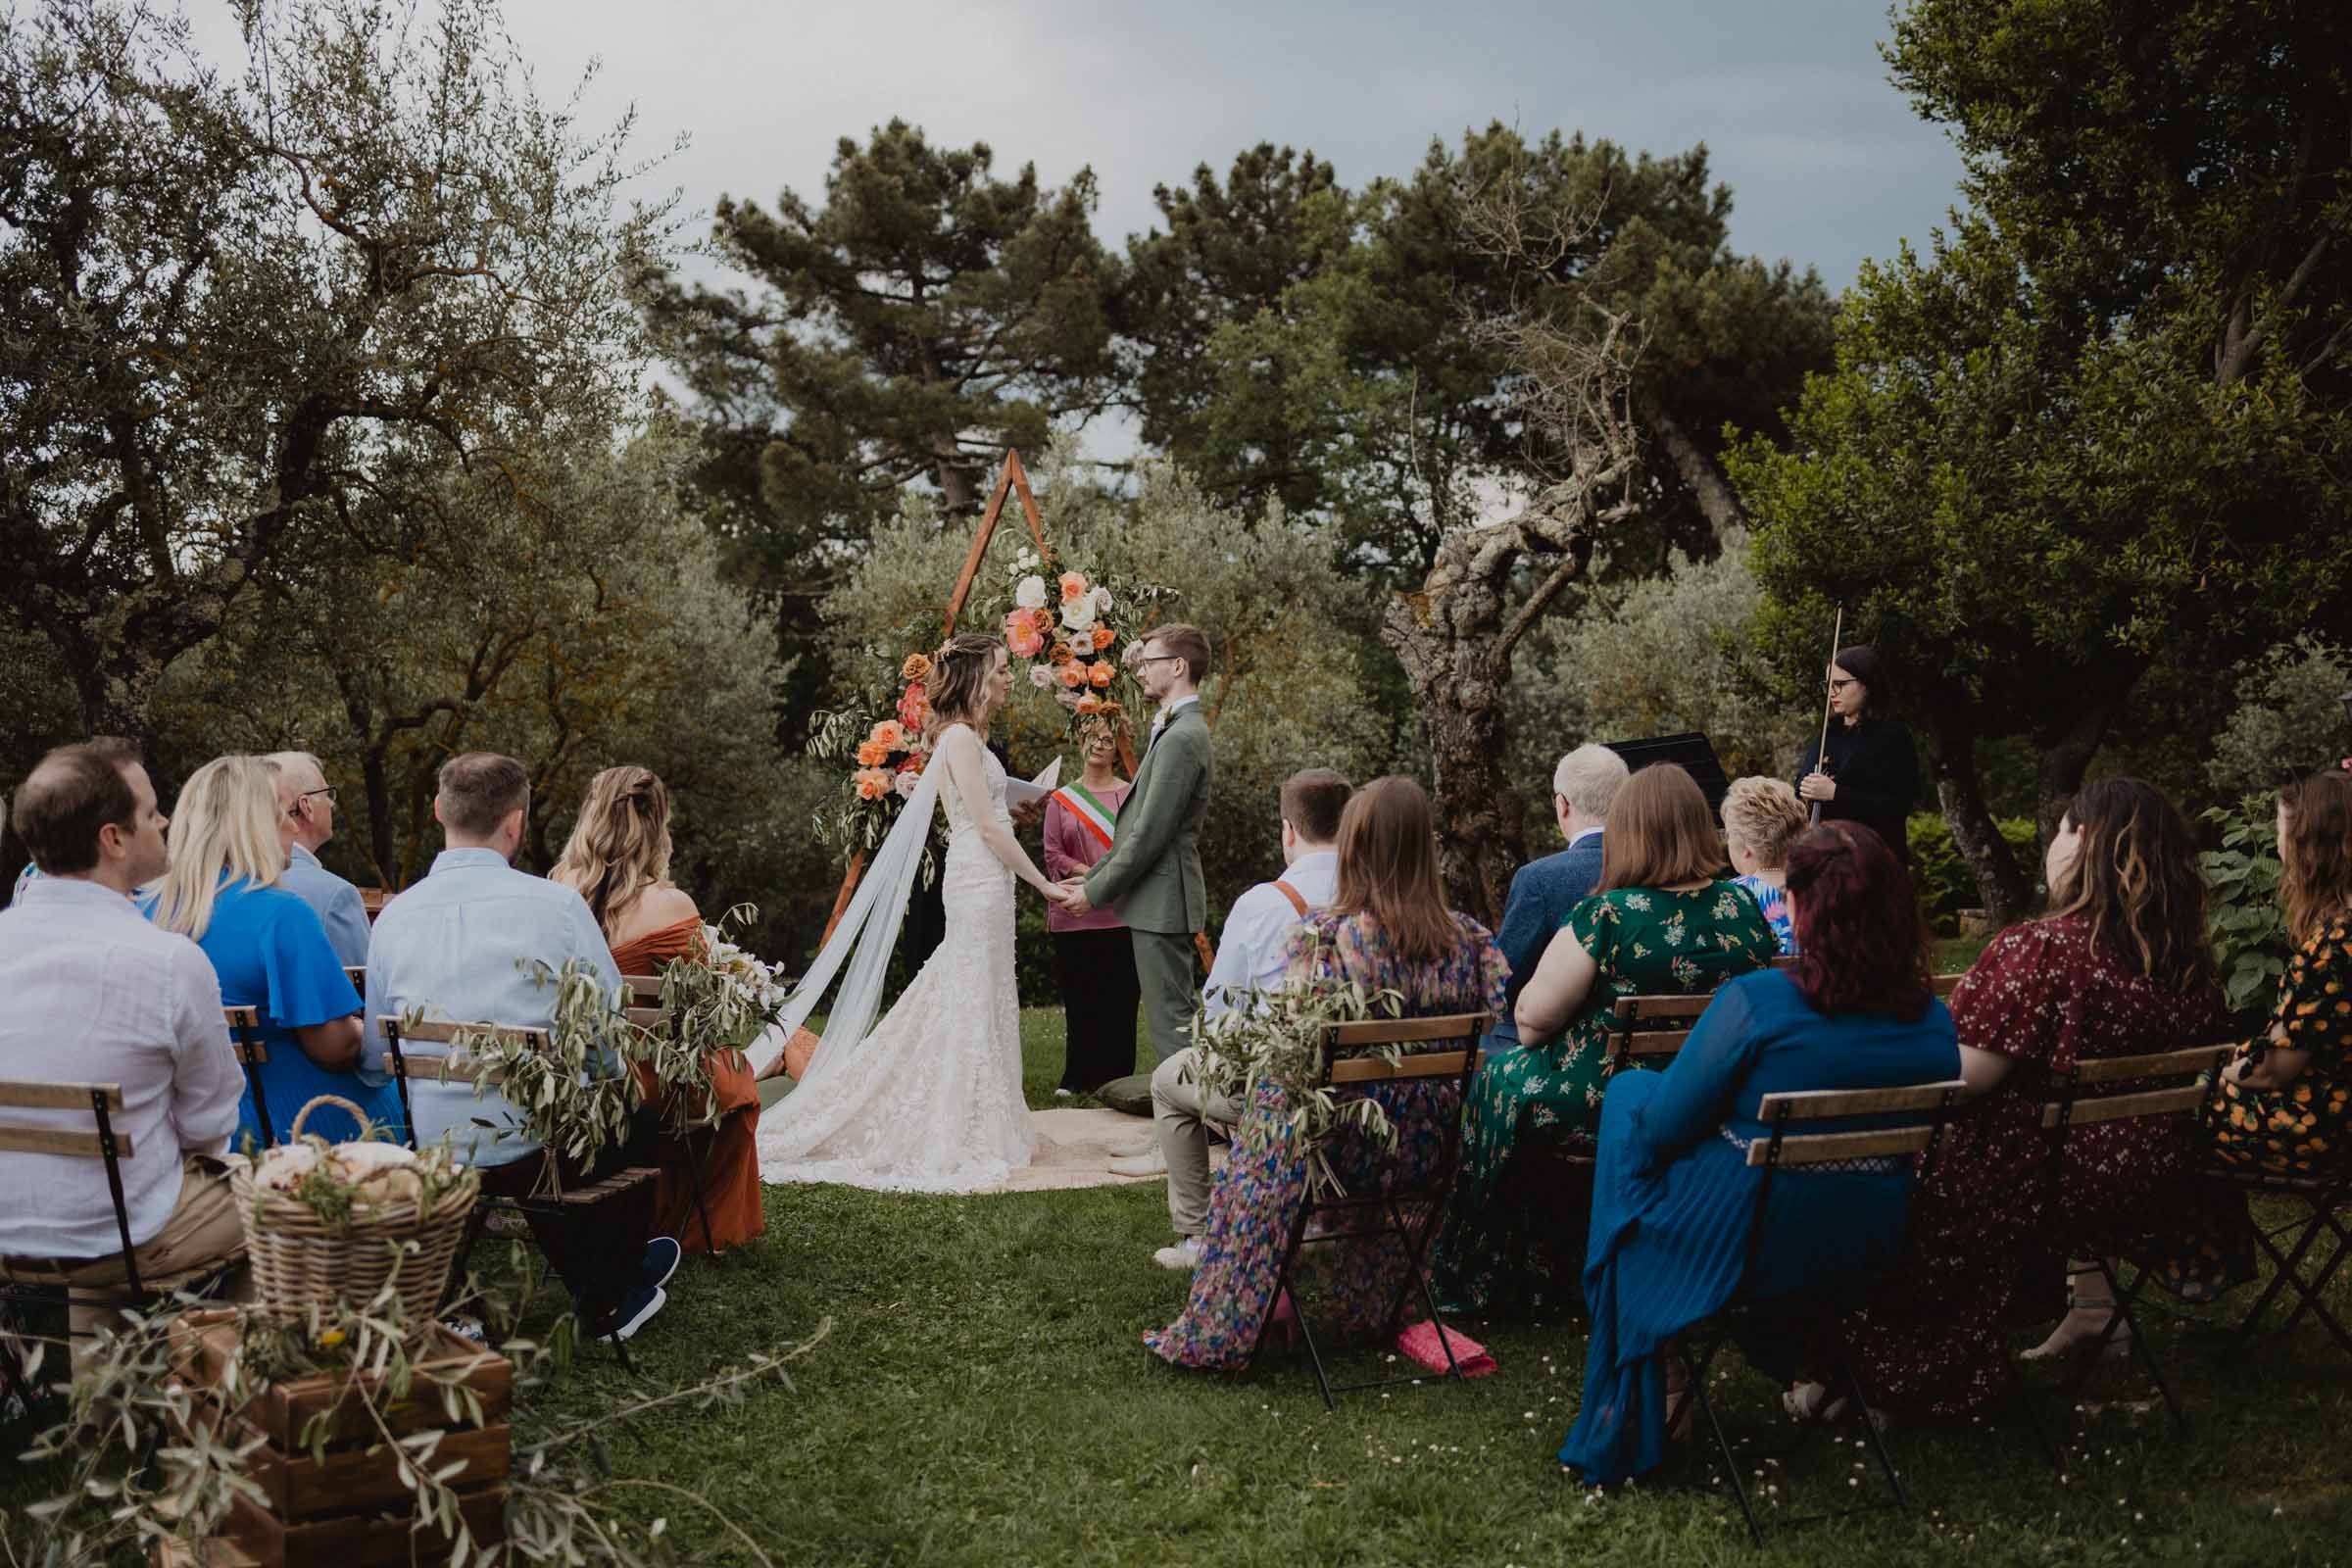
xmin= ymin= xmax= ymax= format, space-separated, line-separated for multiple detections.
xmin=1431 ymin=763 xmax=1778 ymax=1313
xmin=1722 ymin=776 xmax=1809 ymax=954
xmin=1146 ymin=776 xmax=1505 ymax=1369
xmin=145 ymin=756 xmax=393 ymax=1147
xmin=1556 ymin=820 xmax=1958 ymax=1486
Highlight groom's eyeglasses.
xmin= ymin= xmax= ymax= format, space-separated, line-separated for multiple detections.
xmin=1134 ymin=655 xmax=1184 ymax=668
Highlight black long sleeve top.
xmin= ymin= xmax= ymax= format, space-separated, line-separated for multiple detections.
xmin=1793 ymin=716 xmax=1921 ymax=861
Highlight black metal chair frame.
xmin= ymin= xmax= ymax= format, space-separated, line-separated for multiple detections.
xmin=1250 ymin=1011 xmax=1489 ymax=1411
xmin=2217 ymin=1157 xmax=2352 ymax=1358
xmin=2027 ymin=1044 xmax=2235 ymax=1452
xmin=378 ymin=1016 xmax=649 ymax=1369
xmin=1674 ymin=1079 xmax=1964 ymax=1548
xmin=222 ymin=1004 xmax=276 ymax=1149
xmin=0 ymin=1081 xmax=237 ymax=1413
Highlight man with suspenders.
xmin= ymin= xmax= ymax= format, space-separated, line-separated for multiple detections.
xmin=1114 ymin=769 xmax=1352 ymax=1271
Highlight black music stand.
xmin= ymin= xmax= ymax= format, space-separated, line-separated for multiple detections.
xmin=1602 ymin=732 xmax=1731 ymax=815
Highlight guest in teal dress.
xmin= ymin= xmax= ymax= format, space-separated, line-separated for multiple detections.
xmin=1557 ymin=820 xmax=1957 ymax=1487
xmin=143 ymin=756 xmax=396 ymax=1148
xmin=1432 ymin=763 xmax=1778 ymax=1313
xmin=1147 ymin=777 xmax=1507 ymax=1370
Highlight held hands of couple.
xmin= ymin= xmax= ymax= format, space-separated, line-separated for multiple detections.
xmin=1050 ymin=877 xmax=1093 ymax=917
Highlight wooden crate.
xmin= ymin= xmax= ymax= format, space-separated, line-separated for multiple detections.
xmin=170 ymin=1309 xmax=512 ymax=1447
xmin=153 ymin=1484 xmax=508 ymax=1568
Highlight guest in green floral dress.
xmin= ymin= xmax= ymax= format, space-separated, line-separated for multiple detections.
xmin=1432 ymin=763 xmax=1778 ymax=1313
xmin=2200 ymin=768 xmax=2352 ymax=1176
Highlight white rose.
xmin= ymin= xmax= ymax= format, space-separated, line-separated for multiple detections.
xmin=893 ymin=769 xmax=920 ymax=801
xmin=1093 ymin=585 xmax=1113 ymax=612
xmin=1060 ymin=594 xmax=1097 ymax=631
xmin=1028 ymin=664 xmax=1054 ymax=689
xmin=1014 ymin=574 xmax=1048 ymax=611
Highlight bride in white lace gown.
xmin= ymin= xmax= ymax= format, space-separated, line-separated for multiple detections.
xmin=757 ymin=636 xmax=1075 ymax=1192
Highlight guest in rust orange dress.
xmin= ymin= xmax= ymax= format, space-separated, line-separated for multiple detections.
xmin=552 ymin=766 xmax=764 ymax=1254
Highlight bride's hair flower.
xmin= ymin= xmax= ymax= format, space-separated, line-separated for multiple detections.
xmin=900 ymin=653 xmax=933 ymax=683
xmin=1091 ymin=624 xmax=1116 ymax=652
xmin=852 ymin=767 xmax=893 ymax=801
xmin=1089 ymin=660 xmax=1115 ymax=688
xmin=1014 ymin=574 xmax=1049 ymax=612
xmin=1058 ymin=570 xmax=1089 ymax=603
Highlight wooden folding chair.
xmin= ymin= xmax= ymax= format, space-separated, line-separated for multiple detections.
xmin=222 ymin=1005 xmax=275 ymax=1148
xmin=2033 ymin=1043 xmax=2235 ymax=1443
xmin=0 ymin=1079 xmax=239 ymax=1407
xmin=1932 ymin=972 xmax=1965 ymax=1000
xmin=1604 ymin=992 xmax=1716 ymax=1072
xmin=1677 ymin=1076 xmax=1967 ymax=1547
xmin=1255 ymin=1011 xmax=1488 ymax=1410
xmin=622 ymin=972 xmax=722 ymax=1257
xmin=377 ymin=1017 xmax=655 ymax=1367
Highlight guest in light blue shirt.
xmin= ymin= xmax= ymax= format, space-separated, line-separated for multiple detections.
xmin=361 ymin=752 xmax=671 ymax=1342
xmin=361 ymin=767 xmax=623 ymax=1169
xmin=1486 ymin=743 xmax=1629 ymax=1054
xmin=269 ymin=752 xmax=372 ymax=968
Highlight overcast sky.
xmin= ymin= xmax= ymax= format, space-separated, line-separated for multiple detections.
xmin=188 ymin=1 xmax=1969 ymax=458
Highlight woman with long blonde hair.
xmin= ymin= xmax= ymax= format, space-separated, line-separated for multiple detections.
xmin=551 ymin=766 xmax=762 ymax=1253
xmin=143 ymin=756 xmax=390 ymax=1147
xmin=757 ymin=631 xmax=1077 ymax=1192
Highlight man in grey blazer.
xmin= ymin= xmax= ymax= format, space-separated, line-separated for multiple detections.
xmin=1061 ymin=623 xmax=1213 ymax=1064
xmin=1485 ymin=743 xmax=1629 ymax=1054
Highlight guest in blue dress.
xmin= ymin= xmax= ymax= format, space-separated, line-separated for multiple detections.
xmin=1557 ymin=819 xmax=1957 ymax=1487
xmin=143 ymin=756 xmax=397 ymax=1148
xmin=1721 ymin=776 xmax=1807 ymax=956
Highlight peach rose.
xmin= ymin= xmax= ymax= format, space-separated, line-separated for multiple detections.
xmin=1057 ymin=663 xmax=1086 ymax=688
xmin=900 ymin=653 xmax=933 ymax=683
xmin=1091 ymin=625 xmax=1116 ymax=651
xmin=856 ymin=740 xmax=890 ymax=767
xmin=1058 ymin=571 xmax=1088 ymax=603
xmin=1075 ymin=695 xmax=1102 ymax=716
xmin=853 ymin=767 xmax=892 ymax=801
xmin=868 ymin=719 xmax=906 ymax=751
xmin=1089 ymin=660 xmax=1114 ymax=688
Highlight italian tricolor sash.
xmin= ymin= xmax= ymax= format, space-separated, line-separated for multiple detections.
xmin=1053 ymin=782 xmax=1118 ymax=851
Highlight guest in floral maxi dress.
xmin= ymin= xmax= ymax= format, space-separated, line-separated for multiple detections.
xmin=1431 ymin=763 xmax=1778 ymax=1313
xmin=2196 ymin=767 xmax=2352 ymax=1181
xmin=1146 ymin=776 xmax=1506 ymax=1370
xmin=1837 ymin=778 xmax=2242 ymax=1420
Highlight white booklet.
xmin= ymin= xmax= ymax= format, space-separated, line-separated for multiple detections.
xmin=1004 ymin=756 xmax=1061 ymax=808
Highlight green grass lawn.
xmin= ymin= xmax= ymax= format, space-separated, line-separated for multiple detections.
xmin=11 ymin=1006 xmax=2350 ymax=1566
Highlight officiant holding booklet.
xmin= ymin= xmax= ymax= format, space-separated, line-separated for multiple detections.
xmin=1043 ymin=721 xmax=1141 ymax=1095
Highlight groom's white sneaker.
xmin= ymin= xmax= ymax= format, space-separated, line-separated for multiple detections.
xmin=1110 ymin=1145 xmax=1167 ymax=1177
xmin=1153 ymin=1238 xmax=1201 ymax=1271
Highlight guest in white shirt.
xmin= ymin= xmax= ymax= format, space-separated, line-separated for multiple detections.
xmin=1114 ymin=768 xmax=1352 ymax=1270
xmin=362 ymin=753 xmax=673 ymax=1340
xmin=268 ymin=751 xmax=371 ymax=968
xmin=0 ymin=739 xmax=246 ymax=1343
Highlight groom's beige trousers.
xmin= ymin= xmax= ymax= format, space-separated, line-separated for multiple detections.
xmin=1151 ymin=1046 xmax=1238 ymax=1239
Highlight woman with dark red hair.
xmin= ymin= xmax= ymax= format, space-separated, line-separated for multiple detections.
xmin=1556 ymin=821 xmax=1959 ymax=1488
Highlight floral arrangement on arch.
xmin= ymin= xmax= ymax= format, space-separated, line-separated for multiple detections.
xmin=993 ymin=545 xmax=1170 ymax=741
xmin=807 ymin=649 xmax=941 ymax=861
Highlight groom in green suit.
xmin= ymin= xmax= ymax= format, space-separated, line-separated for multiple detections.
xmin=1061 ymin=623 xmax=1213 ymax=1063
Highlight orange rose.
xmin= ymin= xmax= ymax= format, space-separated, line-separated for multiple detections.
xmin=1048 ymin=641 xmax=1074 ymax=664
xmin=852 ymin=767 xmax=892 ymax=801
xmin=868 ymin=719 xmax=906 ymax=751
xmin=1076 ymin=695 xmax=1102 ymax=716
xmin=1092 ymin=625 xmax=1116 ymax=651
xmin=1058 ymin=663 xmax=1086 ymax=688
xmin=1058 ymin=571 xmax=1088 ymax=603
xmin=856 ymin=740 xmax=890 ymax=767
xmin=1089 ymin=660 xmax=1114 ymax=688
xmin=900 ymin=654 xmax=933 ymax=683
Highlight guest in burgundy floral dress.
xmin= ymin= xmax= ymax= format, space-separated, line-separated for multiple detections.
xmin=1145 ymin=777 xmax=1506 ymax=1371
xmin=1839 ymin=779 xmax=2238 ymax=1418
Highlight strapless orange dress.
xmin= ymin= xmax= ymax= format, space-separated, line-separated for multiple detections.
xmin=612 ymin=915 xmax=764 ymax=1254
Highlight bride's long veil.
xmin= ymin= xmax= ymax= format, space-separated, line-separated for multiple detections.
xmin=744 ymin=761 xmax=943 ymax=1090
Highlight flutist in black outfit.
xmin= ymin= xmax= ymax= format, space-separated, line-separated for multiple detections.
xmin=1794 ymin=644 xmax=1921 ymax=863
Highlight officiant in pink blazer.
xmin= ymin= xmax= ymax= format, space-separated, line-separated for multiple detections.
xmin=1043 ymin=719 xmax=1140 ymax=1095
